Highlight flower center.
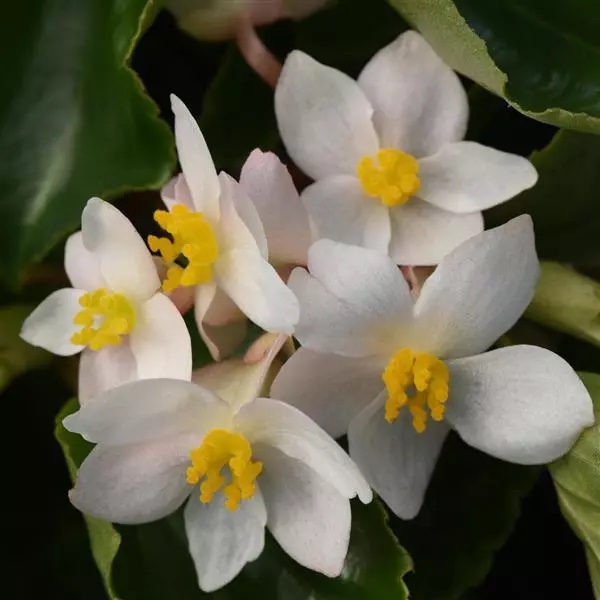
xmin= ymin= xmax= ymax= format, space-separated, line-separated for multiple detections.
xmin=382 ymin=348 xmax=449 ymax=433
xmin=70 ymin=289 xmax=136 ymax=351
xmin=357 ymin=148 xmax=420 ymax=206
xmin=186 ymin=429 xmax=263 ymax=512
xmin=148 ymin=204 xmax=219 ymax=293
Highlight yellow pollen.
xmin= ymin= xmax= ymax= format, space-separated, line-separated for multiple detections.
xmin=357 ymin=148 xmax=420 ymax=206
xmin=382 ymin=348 xmax=449 ymax=433
xmin=186 ymin=429 xmax=263 ymax=512
xmin=70 ymin=289 xmax=136 ymax=351
xmin=148 ymin=203 xmax=219 ymax=293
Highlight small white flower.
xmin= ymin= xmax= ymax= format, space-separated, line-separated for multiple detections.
xmin=20 ymin=198 xmax=191 ymax=405
xmin=64 ymin=340 xmax=372 ymax=592
xmin=155 ymin=95 xmax=299 ymax=360
xmin=275 ymin=31 xmax=538 ymax=265
xmin=272 ymin=216 xmax=594 ymax=519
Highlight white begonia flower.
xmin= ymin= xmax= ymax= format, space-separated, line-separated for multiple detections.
xmin=271 ymin=216 xmax=594 ymax=519
xmin=153 ymin=95 xmax=299 ymax=360
xmin=20 ymin=198 xmax=192 ymax=405
xmin=274 ymin=31 xmax=539 ymax=266
xmin=64 ymin=336 xmax=372 ymax=592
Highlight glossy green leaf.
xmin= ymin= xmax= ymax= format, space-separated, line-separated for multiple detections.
xmin=0 ymin=0 xmax=174 ymax=286
xmin=387 ymin=0 xmax=600 ymax=133
xmin=550 ymin=372 xmax=600 ymax=599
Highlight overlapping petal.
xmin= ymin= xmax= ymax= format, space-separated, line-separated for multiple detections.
xmin=64 ymin=232 xmax=105 ymax=290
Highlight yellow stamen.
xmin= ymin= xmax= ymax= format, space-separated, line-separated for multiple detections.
xmin=148 ymin=204 xmax=219 ymax=293
xmin=186 ymin=429 xmax=263 ymax=512
xmin=382 ymin=348 xmax=449 ymax=432
xmin=357 ymin=148 xmax=420 ymax=206
xmin=70 ymin=289 xmax=136 ymax=351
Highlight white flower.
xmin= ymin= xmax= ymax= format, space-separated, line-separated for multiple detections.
xmin=274 ymin=31 xmax=538 ymax=266
xmin=271 ymin=216 xmax=594 ymax=519
xmin=63 ymin=339 xmax=372 ymax=592
xmin=155 ymin=95 xmax=299 ymax=360
xmin=20 ymin=198 xmax=191 ymax=405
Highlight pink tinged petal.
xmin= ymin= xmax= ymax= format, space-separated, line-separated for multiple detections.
xmin=69 ymin=437 xmax=192 ymax=524
xmin=64 ymin=232 xmax=105 ymax=290
xmin=445 ymin=346 xmax=594 ymax=465
xmin=256 ymin=445 xmax=351 ymax=577
xmin=275 ymin=50 xmax=379 ymax=180
xmin=301 ymin=176 xmax=391 ymax=254
xmin=161 ymin=173 xmax=195 ymax=212
xmin=348 ymin=392 xmax=450 ymax=519
xmin=170 ymin=94 xmax=220 ymax=222
xmin=240 ymin=149 xmax=312 ymax=266
xmin=184 ymin=490 xmax=267 ymax=592
xmin=81 ymin=198 xmax=160 ymax=302
xmin=204 ymin=285 xmax=246 ymax=327
xmin=271 ymin=347 xmax=385 ymax=438
xmin=418 ymin=142 xmax=538 ymax=213
xmin=357 ymin=31 xmax=468 ymax=158
xmin=413 ymin=215 xmax=539 ymax=358
xmin=167 ymin=284 xmax=196 ymax=315
xmin=20 ymin=288 xmax=85 ymax=356
xmin=388 ymin=199 xmax=484 ymax=266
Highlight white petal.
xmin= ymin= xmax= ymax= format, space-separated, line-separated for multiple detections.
xmin=204 ymin=285 xmax=245 ymax=326
xmin=357 ymin=31 xmax=468 ymax=158
xmin=63 ymin=378 xmax=229 ymax=445
xmin=271 ymin=347 xmax=385 ymax=438
xmin=240 ymin=149 xmax=311 ymax=266
xmin=64 ymin=232 xmax=105 ymax=290
xmin=289 ymin=240 xmax=413 ymax=357
xmin=184 ymin=491 xmax=267 ymax=592
xmin=348 ymin=392 xmax=450 ymax=519
xmin=275 ymin=50 xmax=379 ymax=180
xmin=161 ymin=173 xmax=194 ymax=212
xmin=81 ymin=198 xmax=160 ymax=302
xmin=129 ymin=293 xmax=192 ymax=383
xmin=78 ymin=344 xmax=138 ymax=406
xmin=446 ymin=346 xmax=594 ymax=464
xmin=20 ymin=288 xmax=84 ymax=356
xmin=69 ymin=437 xmax=192 ymax=524
xmin=301 ymin=176 xmax=391 ymax=254
xmin=257 ymin=445 xmax=351 ymax=577
xmin=215 ymin=249 xmax=299 ymax=334
xmin=413 ymin=215 xmax=539 ymax=358
xmin=171 ymin=94 xmax=220 ymax=221
xmin=388 ymin=199 xmax=483 ymax=266
xmin=237 ymin=397 xmax=372 ymax=503
xmin=419 ymin=142 xmax=538 ymax=213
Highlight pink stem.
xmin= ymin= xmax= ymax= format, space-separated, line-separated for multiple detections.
xmin=235 ymin=18 xmax=282 ymax=88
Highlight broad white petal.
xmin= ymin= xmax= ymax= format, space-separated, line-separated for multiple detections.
xmin=413 ymin=215 xmax=539 ymax=357
xmin=171 ymin=94 xmax=220 ymax=221
xmin=81 ymin=198 xmax=159 ymax=302
xmin=237 ymin=397 xmax=372 ymax=503
xmin=240 ymin=149 xmax=311 ymax=266
xmin=64 ymin=232 xmax=105 ymax=290
xmin=348 ymin=392 xmax=450 ymax=519
xmin=301 ymin=176 xmax=391 ymax=254
xmin=257 ymin=445 xmax=351 ymax=577
xmin=204 ymin=285 xmax=245 ymax=327
xmin=275 ymin=50 xmax=379 ymax=180
xmin=20 ymin=288 xmax=84 ymax=356
xmin=446 ymin=346 xmax=594 ymax=464
xmin=161 ymin=173 xmax=195 ymax=212
xmin=388 ymin=199 xmax=483 ymax=266
xmin=69 ymin=437 xmax=192 ymax=524
xmin=184 ymin=491 xmax=267 ymax=592
xmin=419 ymin=142 xmax=538 ymax=213
xmin=215 ymin=250 xmax=299 ymax=334
xmin=271 ymin=347 xmax=385 ymax=438
xmin=129 ymin=293 xmax=192 ymax=383
xmin=357 ymin=31 xmax=468 ymax=157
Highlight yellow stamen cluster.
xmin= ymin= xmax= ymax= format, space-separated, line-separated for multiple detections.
xmin=148 ymin=204 xmax=219 ymax=293
xmin=357 ymin=148 xmax=420 ymax=206
xmin=70 ymin=289 xmax=136 ymax=351
xmin=382 ymin=348 xmax=449 ymax=433
xmin=186 ymin=429 xmax=263 ymax=512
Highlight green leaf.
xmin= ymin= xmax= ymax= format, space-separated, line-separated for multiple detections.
xmin=387 ymin=0 xmax=600 ymax=133
xmin=0 ymin=0 xmax=174 ymax=286
xmin=391 ymin=433 xmax=540 ymax=600
xmin=550 ymin=372 xmax=600 ymax=600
